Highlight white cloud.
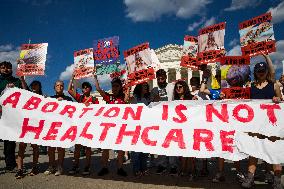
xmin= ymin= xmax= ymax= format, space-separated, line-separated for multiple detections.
xmin=225 ymin=0 xmax=261 ymax=11
xmin=229 ymin=39 xmax=239 ymax=47
xmin=268 ymin=1 xmax=284 ymax=24
xmin=203 ymin=17 xmax=216 ymax=27
xmin=124 ymin=0 xmax=212 ymax=22
xmin=227 ymin=45 xmax=241 ymax=56
xmin=0 ymin=44 xmax=20 ymax=73
xmin=59 ymin=64 xmax=75 ymax=81
xmin=187 ymin=17 xmax=206 ymax=32
xmin=187 ymin=16 xmax=216 ymax=32
xmin=0 ymin=44 xmax=13 ymax=52
xmin=270 ymin=40 xmax=284 ymax=71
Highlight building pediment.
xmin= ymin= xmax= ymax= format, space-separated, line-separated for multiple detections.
xmin=154 ymin=44 xmax=183 ymax=63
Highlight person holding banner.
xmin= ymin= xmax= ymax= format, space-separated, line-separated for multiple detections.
xmin=129 ymin=82 xmax=152 ymax=176
xmin=173 ymin=80 xmax=197 ymax=180
xmin=200 ymin=68 xmax=229 ymax=182
xmin=190 ymin=77 xmax=210 ymax=177
xmin=44 ymin=80 xmax=73 ymax=176
xmin=15 ymin=81 xmax=43 ymax=179
xmin=68 ymin=74 xmax=99 ymax=176
xmin=0 ymin=61 xmax=27 ymax=174
xmin=200 ymin=69 xmax=223 ymax=100
xmin=94 ymin=72 xmax=129 ymax=177
xmin=150 ymin=69 xmax=179 ymax=175
xmin=241 ymin=54 xmax=283 ymax=189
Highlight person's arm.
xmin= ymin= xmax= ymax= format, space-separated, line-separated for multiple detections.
xmin=68 ymin=73 xmax=77 ymax=99
xmin=273 ymin=83 xmax=282 ymax=102
xmin=93 ymin=72 xmax=107 ymax=98
xmin=199 ymin=69 xmax=211 ymax=95
xmin=262 ymin=53 xmax=275 ymax=82
xmin=200 ymin=82 xmax=211 ymax=95
xmin=19 ymin=76 xmax=28 ymax=90
xmin=124 ymin=85 xmax=131 ymax=103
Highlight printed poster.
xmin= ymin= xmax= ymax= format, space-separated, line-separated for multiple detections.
xmin=180 ymin=36 xmax=199 ymax=70
xmin=239 ymin=12 xmax=276 ymax=57
xmin=17 ymin=43 xmax=48 ymax=76
xmin=124 ymin=42 xmax=155 ymax=86
xmin=221 ymin=56 xmax=251 ymax=99
xmin=197 ymin=22 xmax=226 ymax=64
xmin=73 ymin=48 xmax=94 ymax=79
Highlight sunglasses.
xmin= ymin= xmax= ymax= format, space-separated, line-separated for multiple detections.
xmin=176 ymin=85 xmax=184 ymax=89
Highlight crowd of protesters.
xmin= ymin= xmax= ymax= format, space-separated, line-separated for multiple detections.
xmin=0 ymin=53 xmax=283 ymax=189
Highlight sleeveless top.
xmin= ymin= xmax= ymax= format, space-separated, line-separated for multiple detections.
xmin=251 ymin=82 xmax=275 ymax=99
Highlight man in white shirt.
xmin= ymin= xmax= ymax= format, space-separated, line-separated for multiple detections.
xmin=150 ymin=69 xmax=178 ymax=175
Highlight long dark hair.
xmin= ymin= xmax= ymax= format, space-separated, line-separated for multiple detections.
xmin=30 ymin=80 xmax=43 ymax=95
xmin=174 ymin=80 xmax=193 ymax=100
xmin=133 ymin=82 xmax=150 ymax=100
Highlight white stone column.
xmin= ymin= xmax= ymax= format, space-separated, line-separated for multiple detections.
xmin=153 ymin=77 xmax=158 ymax=88
xmin=176 ymin=68 xmax=181 ymax=80
xmin=164 ymin=68 xmax=169 ymax=83
xmin=199 ymin=70 xmax=203 ymax=84
xmin=187 ymin=69 xmax=193 ymax=84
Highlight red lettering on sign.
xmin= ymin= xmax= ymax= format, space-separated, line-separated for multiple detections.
xmin=2 ymin=92 xmax=21 ymax=108
xmin=19 ymin=118 xmax=44 ymax=139
xmin=162 ymin=129 xmax=186 ymax=149
xmin=115 ymin=124 xmax=141 ymax=145
xmin=193 ymin=129 xmax=214 ymax=151
xmin=141 ymin=126 xmax=159 ymax=146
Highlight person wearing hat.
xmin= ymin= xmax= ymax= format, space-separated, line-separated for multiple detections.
xmin=241 ymin=53 xmax=283 ymax=189
xmin=150 ymin=69 xmax=179 ymax=175
xmin=68 ymin=73 xmax=99 ymax=176
xmin=93 ymin=71 xmax=129 ymax=177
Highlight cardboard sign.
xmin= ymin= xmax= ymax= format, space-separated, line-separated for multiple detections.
xmin=239 ymin=12 xmax=276 ymax=57
xmin=17 ymin=43 xmax=48 ymax=76
xmin=180 ymin=36 xmax=199 ymax=70
xmin=73 ymin=48 xmax=94 ymax=79
xmin=198 ymin=22 xmax=226 ymax=64
xmin=124 ymin=43 xmax=155 ymax=86
xmin=221 ymin=56 xmax=251 ymax=99
xmin=1 ymin=88 xmax=284 ymax=164
xmin=93 ymin=36 xmax=127 ymax=90
xmin=93 ymin=36 xmax=119 ymax=65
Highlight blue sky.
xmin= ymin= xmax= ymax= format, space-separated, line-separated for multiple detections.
xmin=0 ymin=0 xmax=284 ymax=96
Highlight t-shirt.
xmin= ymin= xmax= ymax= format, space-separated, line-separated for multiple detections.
xmin=131 ymin=95 xmax=151 ymax=106
xmin=75 ymin=92 xmax=99 ymax=104
xmin=191 ymin=90 xmax=209 ymax=100
xmin=209 ymin=89 xmax=221 ymax=100
xmin=103 ymin=93 xmax=125 ymax=104
xmin=50 ymin=94 xmax=73 ymax=102
xmin=0 ymin=75 xmax=22 ymax=94
xmin=150 ymin=82 xmax=174 ymax=102
xmin=251 ymin=82 xmax=275 ymax=99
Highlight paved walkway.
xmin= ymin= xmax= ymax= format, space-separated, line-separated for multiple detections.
xmin=0 ymin=143 xmax=283 ymax=189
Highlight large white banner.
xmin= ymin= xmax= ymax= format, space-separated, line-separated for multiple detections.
xmin=0 ymin=88 xmax=284 ymax=163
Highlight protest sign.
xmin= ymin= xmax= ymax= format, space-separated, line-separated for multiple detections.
xmin=239 ymin=12 xmax=276 ymax=57
xmin=93 ymin=36 xmax=127 ymax=90
xmin=221 ymin=56 xmax=251 ymax=99
xmin=198 ymin=22 xmax=226 ymax=64
xmin=17 ymin=43 xmax=48 ymax=76
xmin=1 ymin=88 xmax=284 ymax=163
xmin=124 ymin=43 xmax=155 ymax=86
xmin=180 ymin=36 xmax=199 ymax=70
xmin=73 ymin=48 xmax=94 ymax=79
